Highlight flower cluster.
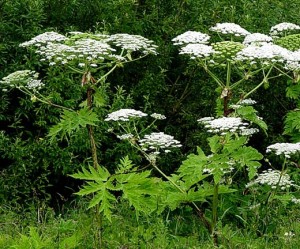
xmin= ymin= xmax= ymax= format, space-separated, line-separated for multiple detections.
xmin=246 ymin=169 xmax=294 ymax=190
xmin=266 ymin=142 xmax=300 ymax=158
xmin=20 ymin=32 xmax=158 ymax=68
xmin=139 ymin=132 xmax=182 ymax=154
xmin=283 ymin=50 xmax=300 ymax=71
xmin=239 ymin=98 xmax=257 ymax=105
xmin=210 ymin=23 xmax=250 ymax=37
xmin=270 ymin=22 xmax=300 ymax=37
xmin=150 ymin=113 xmax=166 ymax=120
xmin=235 ymin=44 xmax=289 ymax=64
xmin=0 ymin=70 xmax=44 ymax=91
xmin=211 ymin=41 xmax=244 ymax=62
xmin=19 ymin=31 xmax=67 ymax=47
xmin=172 ymin=31 xmax=210 ymax=45
xmin=243 ymin=33 xmax=273 ymax=46
xmin=198 ymin=116 xmax=251 ymax=135
xmin=105 ymin=109 xmax=147 ymax=121
xmin=179 ymin=44 xmax=215 ymax=59
xmin=117 ymin=133 xmax=134 ymax=140
xmin=108 ymin=33 xmax=158 ymax=55
xmin=291 ymin=197 xmax=300 ymax=204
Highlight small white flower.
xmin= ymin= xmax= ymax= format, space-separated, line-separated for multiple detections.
xmin=139 ymin=132 xmax=182 ymax=152
xmin=198 ymin=116 xmax=249 ymax=134
xmin=266 ymin=142 xmax=300 ymax=158
xmin=291 ymin=197 xmax=300 ymax=204
xmin=179 ymin=44 xmax=215 ymax=58
xmin=20 ymin=31 xmax=67 ymax=47
xmin=117 ymin=133 xmax=134 ymax=140
xmin=0 ymin=70 xmax=43 ymax=91
xmin=172 ymin=31 xmax=210 ymax=45
xmin=150 ymin=113 xmax=166 ymax=120
xmin=108 ymin=33 xmax=158 ymax=55
xmin=235 ymin=44 xmax=290 ymax=63
xmin=270 ymin=22 xmax=300 ymax=37
xmin=284 ymin=231 xmax=295 ymax=237
xmin=105 ymin=109 xmax=148 ymax=121
xmin=239 ymin=128 xmax=259 ymax=136
xmin=243 ymin=33 xmax=273 ymax=46
xmin=239 ymin=98 xmax=257 ymax=105
xmin=246 ymin=169 xmax=294 ymax=189
xmin=210 ymin=23 xmax=250 ymax=36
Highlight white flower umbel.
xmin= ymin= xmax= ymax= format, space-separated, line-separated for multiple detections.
xmin=104 ymin=109 xmax=148 ymax=121
xmin=246 ymin=169 xmax=294 ymax=190
xmin=117 ymin=133 xmax=134 ymax=140
xmin=139 ymin=132 xmax=182 ymax=153
xmin=172 ymin=31 xmax=210 ymax=45
xmin=266 ymin=142 xmax=300 ymax=158
xmin=36 ymin=39 xmax=117 ymax=67
xmin=20 ymin=31 xmax=68 ymax=47
xmin=20 ymin=32 xmax=158 ymax=68
xmin=239 ymin=98 xmax=257 ymax=105
xmin=0 ymin=70 xmax=43 ymax=90
xmin=210 ymin=23 xmax=250 ymax=37
xmin=198 ymin=116 xmax=249 ymax=134
xmin=270 ymin=22 xmax=300 ymax=37
xmin=235 ymin=44 xmax=290 ymax=63
xmin=284 ymin=50 xmax=300 ymax=71
xmin=243 ymin=33 xmax=273 ymax=46
xmin=150 ymin=113 xmax=166 ymax=120
xmin=108 ymin=34 xmax=158 ymax=55
xmin=239 ymin=128 xmax=259 ymax=136
xmin=291 ymin=197 xmax=300 ymax=204
xmin=179 ymin=44 xmax=215 ymax=59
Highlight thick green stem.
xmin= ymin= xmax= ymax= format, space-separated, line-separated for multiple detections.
xmin=211 ymin=183 xmax=219 ymax=245
xmin=212 ymin=183 xmax=219 ymax=230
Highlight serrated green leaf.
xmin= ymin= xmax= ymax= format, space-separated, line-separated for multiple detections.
xmin=208 ymin=135 xmax=222 ymax=153
xmin=47 ymin=108 xmax=99 ymax=141
xmin=237 ymin=106 xmax=268 ymax=134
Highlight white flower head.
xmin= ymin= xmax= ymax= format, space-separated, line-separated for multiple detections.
xmin=266 ymin=142 xmax=300 ymax=158
xmin=239 ymin=98 xmax=257 ymax=105
xmin=239 ymin=128 xmax=259 ymax=136
xmin=0 ymin=70 xmax=43 ymax=90
xmin=117 ymin=133 xmax=134 ymax=140
xmin=246 ymin=169 xmax=294 ymax=190
xmin=108 ymin=33 xmax=158 ymax=55
xmin=150 ymin=113 xmax=166 ymax=120
xmin=210 ymin=23 xmax=250 ymax=37
xmin=270 ymin=22 xmax=300 ymax=37
xmin=20 ymin=32 xmax=157 ymax=68
xmin=20 ymin=32 xmax=68 ymax=47
xmin=172 ymin=31 xmax=210 ymax=45
xmin=291 ymin=197 xmax=300 ymax=204
xmin=235 ymin=44 xmax=290 ymax=63
xmin=283 ymin=50 xmax=300 ymax=71
xmin=105 ymin=109 xmax=147 ymax=121
xmin=243 ymin=33 xmax=273 ymax=46
xmin=139 ymin=132 xmax=182 ymax=153
xmin=179 ymin=44 xmax=215 ymax=59
xmin=198 ymin=116 xmax=249 ymax=134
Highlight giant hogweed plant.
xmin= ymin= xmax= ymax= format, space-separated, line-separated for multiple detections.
xmin=169 ymin=22 xmax=300 ymax=240
xmin=0 ymin=31 xmax=158 ymax=248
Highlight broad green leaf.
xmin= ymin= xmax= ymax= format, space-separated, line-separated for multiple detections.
xmin=237 ymin=106 xmax=268 ymax=133
xmin=208 ymin=135 xmax=222 ymax=153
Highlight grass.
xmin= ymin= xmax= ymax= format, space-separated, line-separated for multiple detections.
xmin=1 ymin=199 xmax=300 ymax=249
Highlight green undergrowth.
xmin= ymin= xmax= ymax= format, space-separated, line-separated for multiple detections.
xmin=1 ymin=200 xmax=300 ymax=249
